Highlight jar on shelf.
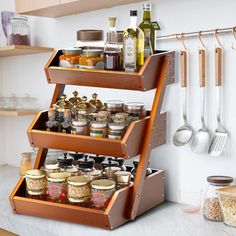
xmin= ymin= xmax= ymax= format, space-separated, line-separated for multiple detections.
xmin=59 ymin=48 xmax=82 ymax=68
xmin=42 ymin=163 xmax=60 ymax=175
xmin=203 ymin=176 xmax=233 ymax=222
xmin=7 ymin=15 xmax=31 ymax=45
xmin=90 ymin=121 xmax=108 ymax=138
xmin=78 ymin=156 xmax=95 ymax=176
xmin=89 ymin=154 xmax=106 ymax=170
xmin=108 ymin=122 xmax=126 ymax=140
xmin=124 ymin=102 xmax=146 ymax=121
xmin=131 ymin=160 xmax=152 ymax=181
xmin=67 ymin=176 xmax=91 ymax=203
xmin=77 ymin=29 xmax=104 ymax=48
xmin=20 ymin=152 xmax=32 ymax=176
xmin=71 ymin=119 xmax=89 ymax=135
xmin=104 ymin=166 xmax=121 ymax=180
xmin=91 ymin=179 xmax=116 ymax=209
xmin=111 ymin=157 xmax=126 ymax=171
xmin=77 ymin=96 xmax=96 ymax=117
xmin=89 ymin=93 xmax=104 ymax=112
xmin=104 ymin=100 xmax=124 ymax=114
xmin=25 ymin=169 xmax=47 ymax=196
xmin=57 ymin=153 xmax=74 ymax=172
xmin=114 ymin=171 xmax=131 ymax=188
xmin=47 ymin=172 xmax=69 ymax=203
xmin=101 ymin=157 xmax=119 ymax=169
xmin=64 ymin=166 xmax=80 ymax=177
xmin=97 ymin=111 xmax=112 ymax=122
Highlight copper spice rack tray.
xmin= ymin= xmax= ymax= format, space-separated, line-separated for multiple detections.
xmin=27 ymin=111 xmax=167 ymax=158
xmin=45 ymin=50 xmax=175 ymax=91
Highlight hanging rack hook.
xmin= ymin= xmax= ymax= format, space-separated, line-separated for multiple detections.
xmin=198 ymin=31 xmax=206 ymax=49
xmin=176 ymin=33 xmax=187 ymax=51
xmin=231 ymin=27 xmax=236 ymax=50
xmin=214 ymin=29 xmax=222 ymax=48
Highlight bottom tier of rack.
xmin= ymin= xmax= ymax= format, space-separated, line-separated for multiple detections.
xmin=10 ymin=168 xmax=164 ymax=230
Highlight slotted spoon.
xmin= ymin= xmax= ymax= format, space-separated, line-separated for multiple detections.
xmin=208 ymin=47 xmax=228 ymax=156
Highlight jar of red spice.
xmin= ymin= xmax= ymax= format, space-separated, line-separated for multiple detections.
xmin=91 ymin=179 xmax=116 ymax=209
xmin=47 ymin=172 xmax=69 ymax=203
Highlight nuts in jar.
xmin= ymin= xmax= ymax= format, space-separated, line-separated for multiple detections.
xmin=79 ymin=49 xmax=104 ymax=70
xmin=91 ymin=179 xmax=116 ymax=209
xmin=59 ymin=48 xmax=82 ymax=68
xmin=90 ymin=121 xmax=108 ymax=138
xmin=203 ymin=198 xmax=222 ymax=221
xmin=25 ymin=169 xmax=47 ymax=196
xmin=67 ymin=176 xmax=91 ymax=203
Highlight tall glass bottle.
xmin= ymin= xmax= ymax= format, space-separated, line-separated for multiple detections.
xmin=139 ymin=3 xmax=155 ymax=59
xmin=123 ymin=10 xmax=144 ymax=72
xmin=104 ymin=17 xmax=121 ymax=71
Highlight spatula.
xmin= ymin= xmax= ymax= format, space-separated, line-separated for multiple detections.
xmin=208 ymin=47 xmax=228 ymax=156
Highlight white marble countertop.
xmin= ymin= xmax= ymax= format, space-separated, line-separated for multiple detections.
xmin=0 ymin=165 xmax=235 ymax=236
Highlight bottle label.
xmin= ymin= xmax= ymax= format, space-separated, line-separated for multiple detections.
xmin=90 ymin=130 xmax=104 ymax=138
xmin=143 ymin=29 xmax=152 ymax=58
xmin=108 ymin=131 xmax=122 ymax=140
xmin=124 ymin=36 xmax=136 ymax=71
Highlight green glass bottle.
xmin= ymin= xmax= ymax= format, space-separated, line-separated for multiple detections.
xmin=123 ymin=10 xmax=144 ymax=72
xmin=139 ymin=3 xmax=155 ymax=58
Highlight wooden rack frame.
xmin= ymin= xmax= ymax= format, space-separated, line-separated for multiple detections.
xmin=9 ymin=50 xmax=175 ymax=229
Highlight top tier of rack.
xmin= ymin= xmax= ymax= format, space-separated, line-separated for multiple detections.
xmin=45 ymin=50 xmax=175 ymax=91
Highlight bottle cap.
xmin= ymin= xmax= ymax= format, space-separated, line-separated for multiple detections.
xmin=143 ymin=3 xmax=151 ymax=10
xmin=130 ymin=10 xmax=138 ymax=16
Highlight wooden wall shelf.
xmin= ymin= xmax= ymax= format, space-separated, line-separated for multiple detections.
xmin=0 ymin=110 xmax=39 ymax=116
xmin=45 ymin=50 xmax=175 ymax=91
xmin=0 ymin=45 xmax=54 ymax=57
xmin=16 ymin=0 xmax=144 ymax=18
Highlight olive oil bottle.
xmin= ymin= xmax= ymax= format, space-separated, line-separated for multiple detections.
xmin=139 ymin=3 xmax=155 ymax=58
xmin=123 ymin=10 xmax=144 ymax=72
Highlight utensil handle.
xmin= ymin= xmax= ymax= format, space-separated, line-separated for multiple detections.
xmin=199 ymin=49 xmax=206 ymax=87
xmin=215 ymin=47 xmax=222 ymax=86
xmin=180 ymin=50 xmax=187 ymax=87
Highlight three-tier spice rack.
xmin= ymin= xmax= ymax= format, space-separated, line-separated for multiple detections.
xmin=9 ymin=49 xmax=175 ymax=230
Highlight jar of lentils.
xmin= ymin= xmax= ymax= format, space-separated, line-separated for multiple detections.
xmin=203 ymin=176 xmax=233 ymax=222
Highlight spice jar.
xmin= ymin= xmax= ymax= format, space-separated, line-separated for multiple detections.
xmin=124 ymin=102 xmax=146 ymax=121
xmin=97 ymin=111 xmax=112 ymax=121
xmin=78 ymin=156 xmax=95 ymax=176
xmin=20 ymin=152 xmax=32 ymax=176
xmin=131 ymin=160 xmax=152 ymax=180
xmin=67 ymin=176 xmax=91 ymax=203
xmin=91 ymin=179 xmax=116 ymax=209
xmin=112 ymin=157 xmax=126 ymax=171
xmin=25 ymin=169 xmax=47 ymax=196
xmin=89 ymin=154 xmax=106 ymax=170
xmin=7 ymin=15 xmax=30 ymax=45
xmin=47 ymin=172 xmax=69 ymax=203
xmin=42 ymin=163 xmax=60 ymax=175
xmin=79 ymin=49 xmax=104 ymax=70
xmin=71 ymin=119 xmax=89 ymax=135
xmin=104 ymin=100 xmax=124 ymax=114
xmin=104 ymin=166 xmax=121 ymax=180
xmin=77 ymin=96 xmax=96 ymax=116
xmin=108 ymin=122 xmax=126 ymax=140
xmin=102 ymin=157 xmax=119 ymax=169
xmin=114 ymin=171 xmax=131 ymax=188
xmin=90 ymin=121 xmax=108 ymax=138
xmin=57 ymin=153 xmax=74 ymax=172
xmin=59 ymin=48 xmax=82 ymax=68
xmin=89 ymin=93 xmax=104 ymax=112
xmin=64 ymin=166 xmax=80 ymax=177
xmin=203 ymin=176 xmax=233 ymax=222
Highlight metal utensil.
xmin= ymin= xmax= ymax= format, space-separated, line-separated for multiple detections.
xmin=173 ymin=51 xmax=194 ymax=146
xmin=209 ymin=47 xmax=228 ymax=156
xmin=191 ymin=49 xmax=210 ymax=153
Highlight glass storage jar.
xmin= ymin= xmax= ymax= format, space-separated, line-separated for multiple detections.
xmin=104 ymin=166 xmax=121 ymax=180
xmin=57 ymin=153 xmax=74 ymax=172
xmin=203 ymin=176 xmax=233 ymax=222
xmin=42 ymin=163 xmax=60 ymax=175
xmin=67 ymin=176 xmax=91 ymax=203
xmin=7 ymin=15 xmax=30 ymax=45
xmin=20 ymin=152 xmax=32 ymax=176
xmin=71 ymin=119 xmax=89 ymax=135
xmin=131 ymin=160 xmax=152 ymax=180
xmin=47 ymin=172 xmax=69 ymax=203
xmin=59 ymin=48 xmax=82 ymax=68
xmin=89 ymin=154 xmax=106 ymax=170
xmin=114 ymin=171 xmax=131 ymax=188
xmin=25 ymin=169 xmax=47 ymax=196
xmin=104 ymin=100 xmax=124 ymax=114
xmin=108 ymin=122 xmax=126 ymax=140
xmin=124 ymin=102 xmax=146 ymax=121
xmin=91 ymin=179 xmax=116 ymax=209
xmin=101 ymin=157 xmax=119 ymax=169
xmin=90 ymin=121 xmax=108 ymax=138
xmin=78 ymin=156 xmax=95 ymax=176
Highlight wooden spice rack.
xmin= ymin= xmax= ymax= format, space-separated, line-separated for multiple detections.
xmin=9 ymin=50 xmax=175 ymax=229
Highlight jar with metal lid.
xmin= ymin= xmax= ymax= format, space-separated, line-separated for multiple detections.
xmin=7 ymin=15 xmax=30 ymax=45
xmin=78 ymin=156 xmax=95 ymax=176
xmin=89 ymin=154 xmax=106 ymax=170
xmin=64 ymin=166 xmax=80 ymax=177
xmin=104 ymin=100 xmax=124 ymax=114
xmin=91 ymin=179 xmax=116 ymax=209
xmin=111 ymin=157 xmax=126 ymax=171
xmin=25 ymin=169 xmax=47 ymax=196
xmin=89 ymin=93 xmax=104 ymax=112
xmin=108 ymin=122 xmax=126 ymax=140
xmin=67 ymin=176 xmax=91 ymax=203
xmin=84 ymin=169 xmax=102 ymax=181
xmin=57 ymin=153 xmax=74 ymax=172
xmin=59 ymin=48 xmax=82 ymax=68
xmin=131 ymin=160 xmax=152 ymax=181
xmin=104 ymin=166 xmax=121 ymax=180
xmin=47 ymin=172 xmax=69 ymax=203
xmin=114 ymin=171 xmax=131 ymax=188
xmin=102 ymin=157 xmax=119 ymax=169
xmin=124 ymin=102 xmax=146 ymax=121
xmin=42 ymin=163 xmax=60 ymax=175
xmin=71 ymin=119 xmax=89 ymax=135
xmin=77 ymin=96 xmax=96 ymax=116
xmin=203 ymin=176 xmax=233 ymax=222
xmin=97 ymin=111 xmax=112 ymax=122
xmin=20 ymin=152 xmax=32 ymax=176
xmin=79 ymin=49 xmax=104 ymax=70
xmin=77 ymin=29 xmax=104 ymax=48
xmin=90 ymin=121 xmax=108 ymax=138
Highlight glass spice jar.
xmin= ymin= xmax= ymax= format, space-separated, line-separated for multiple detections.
xmin=91 ymin=179 xmax=116 ymax=209
xmin=89 ymin=154 xmax=106 ymax=170
xmin=90 ymin=121 xmax=108 ymax=138
xmin=67 ymin=176 xmax=91 ymax=203
xmin=77 ymin=96 xmax=96 ymax=117
xmin=104 ymin=100 xmax=124 ymax=114
xmin=59 ymin=48 xmax=82 ymax=68
xmin=57 ymin=153 xmax=74 ymax=172
xmin=101 ymin=157 xmax=119 ymax=169
xmin=108 ymin=122 xmax=126 ymax=140
xmin=25 ymin=169 xmax=47 ymax=196
xmin=104 ymin=166 xmax=121 ymax=180
xmin=114 ymin=171 xmax=131 ymax=188
xmin=78 ymin=156 xmax=95 ymax=176
xmin=124 ymin=102 xmax=146 ymax=121
xmin=20 ymin=152 xmax=32 ymax=176
xmin=71 ymin=119 xmax=89 ymax=135
xmin=47 ymin=172 xmax=69 ymax=203
xmin=64 ymin=166 xmax=80 ymax=177
xmin=203 ymin=176 xmax=233 ymax=222
xmin=42 ymin=163 xmax=60 ymax=175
